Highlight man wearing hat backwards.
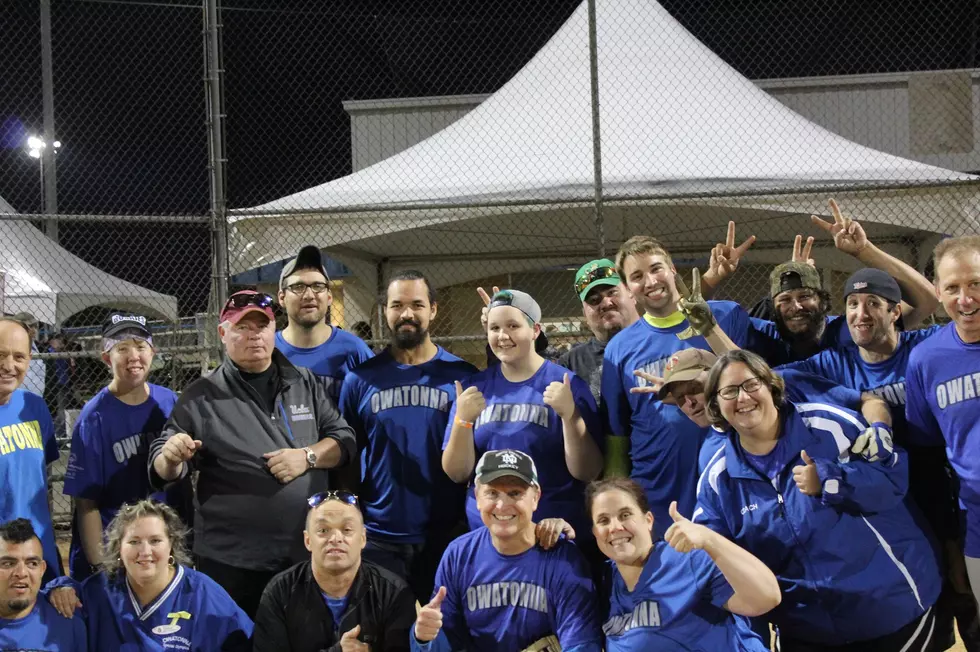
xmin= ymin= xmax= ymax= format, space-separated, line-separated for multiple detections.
xmin=63 ymin=313 xmax=191 ymax=581
xmin=149 ymin=290 xmax=356 ymax=618
xmin=413 ymin=449 xmax=602 ymax=652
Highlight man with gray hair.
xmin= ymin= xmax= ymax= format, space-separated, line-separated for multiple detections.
xmin=149 ymin=290 xmax=356 ymax=619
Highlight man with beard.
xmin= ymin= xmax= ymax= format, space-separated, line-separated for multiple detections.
xmin=339 ymin=270 xmax=477 ymax=601
xmin=0 ymin=519 xmax=87 ymax=651
xmin=276 ymin=245 xmax=374 ymax=403
xmin=749 ymin=200 xmax=937 ymax=364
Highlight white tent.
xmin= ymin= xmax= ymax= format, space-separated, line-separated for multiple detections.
xmin=0 ymin=196 xmax=178 ymax=325
xmin=230 ymin=0 xmax=980 ymax=288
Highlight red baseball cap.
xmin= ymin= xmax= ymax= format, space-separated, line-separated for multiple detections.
xmin=220 ymin=291 xmax=275 ymax=325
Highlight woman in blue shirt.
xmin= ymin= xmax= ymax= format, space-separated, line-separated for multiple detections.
xmin=442 ymin=289 xmax=603 ymax=540
xmin=588 ymin=477 xmax=777 ymax=651
xmin=695 ymin=349 xmax=941 ymax=651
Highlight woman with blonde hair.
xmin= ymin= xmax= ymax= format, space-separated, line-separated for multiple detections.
xmin=47 ymin=499 xmax=252 ymax=650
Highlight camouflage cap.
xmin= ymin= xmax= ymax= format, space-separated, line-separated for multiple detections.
xmin=770 ymin=261 xmax=822 ymax=298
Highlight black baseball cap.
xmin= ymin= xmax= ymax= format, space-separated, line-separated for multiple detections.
xmin=279 ymin=245 xmax=328 ymax=290
xmin=843 ymin=268 xmax=902 ymax=304
xmin=475 ymin=449 xmax=540 ymax=486
xmin=102 ymin=313 xmax=151 ymax=340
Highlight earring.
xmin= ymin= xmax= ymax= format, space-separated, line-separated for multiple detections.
xmin=168 ymin=554 xmax=176 ymax=567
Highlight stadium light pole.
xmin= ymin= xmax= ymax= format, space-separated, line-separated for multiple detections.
xmin=25 ymin=135 xmax=62 ymax=215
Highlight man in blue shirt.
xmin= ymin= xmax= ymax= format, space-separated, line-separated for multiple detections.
xmin=0 ymin=318 xmax=61 ymax=582
xmin=0 ymin=518 xmax=86 ymax=651
xmin=340 ymin=270 xmax=477 ymax=601
xmin=275 ymin=245 xmax=374 ymax=403
xmin=906 ymin=235 xmax=980 ymax=614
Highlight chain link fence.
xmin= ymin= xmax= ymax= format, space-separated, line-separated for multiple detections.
xmin=2 ymin=0 xmax=980 ymax=538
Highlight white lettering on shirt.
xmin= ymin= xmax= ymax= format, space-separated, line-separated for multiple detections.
xmin=465 ymin=581 xmax=549 ymax=613
xmin=936 ymin=372 xmax=980 ymax=409
xmin=602 ymin=600 xmax=662 ymax=636
xmin=474 ymin=403 xmax=550 ymax=429
xmin=370 ymin=386 xmax=451 ymax=414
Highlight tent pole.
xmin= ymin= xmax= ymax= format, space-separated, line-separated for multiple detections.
xmin=40 ymin=0 xmax=59 ymax=241
xmin=204 ymin=0 xmax=229 ymax=331
xmin=587 ymin=0 xmax=605 ymax=258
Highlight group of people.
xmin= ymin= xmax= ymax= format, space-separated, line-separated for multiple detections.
xmin=2 ymin=200 xmax=980 ymax=651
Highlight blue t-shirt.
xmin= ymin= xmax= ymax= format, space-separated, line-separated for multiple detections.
xmin=0 ymin=598 xmax=88 ymax=651
xmin=275 ymin=327 xmax=374 ymax=401
xmin=414 ymin=527 xmax=602 ymax=652
xmin=443 ymin=361 xmax=602 ymax=539
xmin=603 ymin=542 xmax=767 ymax=651
xmin=602 ymin=302 xmax=754 ymax=534
xmin=63 ymin=384 xmax=189 ymax=580
xmin=340 ymin=347 xmax=478 ymax=543
xmin=781 ymin=326 xmax=941 ymax=445
xmin=0 ymin=389 xmax=61 ymax=580
xmin=322 ymin=593 xmax=347 ymax=632
xmin=751 ymin=314 xmax=851 ymax=366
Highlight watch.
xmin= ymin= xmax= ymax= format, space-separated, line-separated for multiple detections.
xmin=304 ymin=447 xmax=317 ymax=469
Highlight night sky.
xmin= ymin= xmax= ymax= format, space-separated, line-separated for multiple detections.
xmin=1 ymin=0 xmax=978 ymax=317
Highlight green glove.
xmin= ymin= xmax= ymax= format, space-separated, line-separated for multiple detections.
xmin=676 ymin=268 xmax=716 ymax=340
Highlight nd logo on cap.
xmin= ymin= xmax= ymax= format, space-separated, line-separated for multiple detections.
xmin=501 ymin=452 xmax=519 ymax=466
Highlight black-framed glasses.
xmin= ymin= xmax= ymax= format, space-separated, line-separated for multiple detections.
xmin=717 ymin=377 xmax=764 ymax=401
xmin=285 ymin=282 xmax=329 ymax=296
xmin=575 ymin=265 xmax=618 ymax=295
xmin=223 ymin=293 xmax=274 ymax=312
xmin=307 ymin=491 xmax=359 ymax=509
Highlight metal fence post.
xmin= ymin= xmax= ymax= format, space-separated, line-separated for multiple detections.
xmin=587 ymin=0 xmax=605 ymax=259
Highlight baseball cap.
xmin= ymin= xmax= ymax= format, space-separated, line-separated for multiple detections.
xmin=279 ymin=245 xmax=328 ymax=290
xmin=574 ymin=259 xmax=620 ymax=301
xmin=843 ymin=268 xmax=902 ymax=304
xmin=475 ymin=449 xmax=540 ymax=486
xmin=102 ymin=313 xmax=153 ymax=352
xmin=220 ymin=290 xmax=275 ymax=325
xmin=488 ymin=289 xmax=541 ymax=324
xmin=770 ymin=261 xmax=822 ymax=299
xmin=657 ymin=348 xmax=717 ymax=404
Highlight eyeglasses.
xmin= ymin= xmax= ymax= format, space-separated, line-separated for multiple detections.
xmin=307 ymin=491 xmax=359 ymax=509
xmin=716 ymin=377 xmax=764 ymax=401
xmin=285 ymin=282 xmax=329 ymax=296
xmin=223 ymin=293 xmax=274 ymax=312
xmin=575 ymin=265 xmax=618 ymax=295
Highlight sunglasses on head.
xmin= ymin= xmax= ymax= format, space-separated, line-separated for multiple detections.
xmin=575 ymin=266 xmax=618 ymax=294
xmin=223 ymin=293 xmax=274 ymax=312
xmin=307 ymin=491 xmax=360 ymax=509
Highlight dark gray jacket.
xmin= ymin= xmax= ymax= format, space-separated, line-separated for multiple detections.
xmin=149 ymin=350 xmax=356 ymax=570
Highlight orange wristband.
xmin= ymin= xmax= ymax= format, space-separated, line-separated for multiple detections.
xmin=455 ymin=416 xmax=474 ymax=429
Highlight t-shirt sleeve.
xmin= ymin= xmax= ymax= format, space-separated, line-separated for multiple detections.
xmin=431 ymin=548 xmax=471 ymax=650
xmin=781 ymin=367 xmax=861 ymax=410
xmin=350 ymin=337 xmax=375 ymax=367
xmin=338 ymin=374 xmax=366 ymax=451
xmin=570 ymin=374 xmax=603 ymax=451
xmin=442 ymin=392 xmax=460 ymax=451
xmin=62 ymin=413 xmax=104 ymax=500
xmin=601 ymin=348 xmax=630 ymax=437
xmin=905 ymin=354 xmax=944 ymax=447
xmin=720 ymin=302 xmax=751 ymax=349
xmin=689 ymin=549 xmax=735 ymax=609
xmin=32 ymin=395 xmax=59 ymax=465
xmin=550 ymin=545 xmax=603 ymax=649
xmin=203 ymin=581 xmax=254 ymax=651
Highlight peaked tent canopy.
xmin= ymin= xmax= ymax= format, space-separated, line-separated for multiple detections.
xmin=0 ymin=196 xmax=178 ymax=325
xmin=230 ymin=0 xmax=979 ymax=288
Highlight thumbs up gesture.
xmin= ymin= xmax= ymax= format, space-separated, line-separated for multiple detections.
xmin=415 ymin=586 xmax=448 ymax=643
xmin=543 ymin=373 xmax=576 ymax=419
xmin=454 ymin=381 xmax=486 ymax=424
xmin=663 ymin=501 xmax=715 ymax=554
xmin=792 ymin=450 xmax=821 ymax=496
xmin=339 ymin=624 xmax=371 ymax=651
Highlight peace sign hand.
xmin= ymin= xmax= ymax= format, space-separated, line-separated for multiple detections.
xmin=791 ymin=235 xmax=816 ymax=267
xmin=676 ymin=268 xmax=716 ymax=340
xmin=477 ymin=286 xmax=500 ymax=332
xmin=811 ymin=198 xmax=868 ymax=257
xmin=708 ymin=220 xmax=756 ymax=282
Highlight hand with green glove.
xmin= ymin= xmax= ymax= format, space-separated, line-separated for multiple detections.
xmin=676 ymin=268 xmax=716 ymax=340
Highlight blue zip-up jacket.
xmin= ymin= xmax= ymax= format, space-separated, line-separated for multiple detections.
xmin=693 ymin=401 xmax=941 ymax=645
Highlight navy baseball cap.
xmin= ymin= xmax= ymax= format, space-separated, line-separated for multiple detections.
xmin=102 ymin=313 xmax=153 ymax=352
xmin=843 ymin=268 xmax=902 ymax=304
xmin=279 ymin=245 xmax=328 ymax=290
xmin=475 ymin=449 xmax=540 ymax=486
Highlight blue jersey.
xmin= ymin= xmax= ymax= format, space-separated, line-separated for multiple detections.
xmin=340 ymin=347 xmax=477 ymax=543
xmin=0 ymin=389 xmax=61 ymax=580
xmin=603 ymin=542 xmax=767 ymax=652
xmin=78 ymin=565 xmax=252 ymax=651
xmin=444 ymin=361 xmax=601 ymax=539
xmin=750 ymin=315 xmax=852 ymax=366
xmin=0 ymin=598 xmax=87 ymax=651
xmin=275 ymin=327 xmax=374 ymax=401
xmin=412 ymin=527 xmax=602 ymax=652
xmin=63 ymin=384 xmax=189 ymax=580
xmin=694 ymin=401 xmax=940 ymax=644
xmin=602 ymin=302 xmax=755 ymax=534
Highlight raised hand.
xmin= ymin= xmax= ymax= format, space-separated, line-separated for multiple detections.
xmin=454 ymin=381 xmax=486 ymax=424
xmin=791 ymin=234 xmax=816 ymax=267
xmin=708 ymin=221 xmax=756 ymax=282
xmin=535 ymin=518 xmax=576 ymax=550
xmin=477 ymin=286 xmax=500 ymax=332
xmin=339 ymin=624 xmax=371 ymax=651
xmin=676 ymin=268 xmax=716 ymax=340
xmin=663 ymin=501 xmax=715 ymax=554
xmin=811 ymin=198 xmax=868 ymax=256
xmin=542 ymin=373 xmax=576 ymax=419
xmin=630 ymin=370 xmax=665 ymax=395
xmin=415 ymin=586 xmax=447 ymax=643
xmin=792 ymin=450 xmax=821 ymax=496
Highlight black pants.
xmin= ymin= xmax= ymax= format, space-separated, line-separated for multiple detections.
xmin=778 ymin=606 xmax=937 ymax=652
xmin=196 ymin=556 xmax=286 ymax=620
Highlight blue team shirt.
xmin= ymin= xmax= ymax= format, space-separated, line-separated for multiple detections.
xmin=77 ymin=565 xmax=252 ymax=651
xmin=444 ymin=361 xmax=602 ymax=539
xmin=0 ymin=390 xmax=61 ymax=580
xmin=0 ymin=598 xmax=87 ymax=651
xmin=602 ymin=301 xmax=754 ymax=533
xmin=413 ymin=527 xmax=602 ymax=652
xmin=340 ymin=347 xmax=478 ymax=542
xmin=63 ymin=384 xmax=189 ymax=579
xmin=603 ymin=542 xmax=767 ymax=651
xmin=275 ymin=327 xmax=374 ymax=401
xmin=751 ymin=315 xmax=852 ymax=366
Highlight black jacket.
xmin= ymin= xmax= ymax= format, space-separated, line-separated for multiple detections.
xmin=148 ymin=350 xmax=356 ymax=570
xmin=253 ymin=559 xmax=416 ymax=652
